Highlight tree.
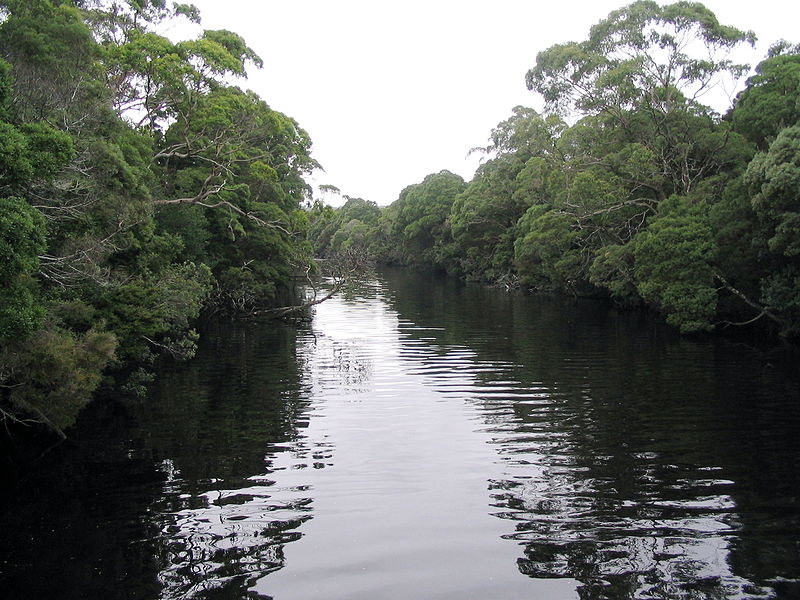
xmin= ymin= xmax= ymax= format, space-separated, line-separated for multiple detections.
xmin=0 ymin=196 xmax=47 ymax=342
xmin=528 ymin=0 xmax=754 ymax=118
xmin=392 ymin=170 xmax=466 ymax=268
xmin=451 ymin=156 xmax=529 ymax=279
xmin=308 ymin=196 xmax=380 ymax=256
xmin=2 ymin=325 xmax=117 ymax=435
xmin=743 ymin=123 xmax=800 ymax=335
xmin=472 ymin=105 xmax=566 ymax=159
xmin=527 ymin=0 xmax=755 ymax=197
xmin=0 ymin=0 xmax=102 ymax=126
xmin=732 ymin=42 xmax=800 ymax=150
xmin=452 ymin=108 xmax=565 ymax=281
xmin=154 ymin=85 xmax=318 ymax=313
xmin=84 ymin=0 xmax=261 ymax=130
xmin=514 ymin=205 xmax=583 ymax=290
xmin=507 ymin=1 xmax=763 ymax=320
xmin=0 ymin=0 xmax=321 ymax=441
xmin=632 ymin=196 xmax=719 ymax=332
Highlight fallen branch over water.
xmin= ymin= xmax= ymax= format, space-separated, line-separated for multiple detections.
xmin=263 ymin=247 xmax=372 ymax=319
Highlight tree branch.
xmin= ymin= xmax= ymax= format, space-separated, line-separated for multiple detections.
xmin=713 ymin=273 xmax=786 ymax=329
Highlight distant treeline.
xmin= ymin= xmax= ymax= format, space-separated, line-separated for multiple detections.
xmin=308 ymin=2 xmax=800 ymax=343
xmin=1 ymin=0 xmax=317 ymax=437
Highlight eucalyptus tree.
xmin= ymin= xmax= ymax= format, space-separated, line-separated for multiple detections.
xmin=0 ymin=43 xmax=118 ymax=434
xmin=732 ymin=42 xmax=800 ymax=150
xmin=512 ymin=0 xmax=762 ymax=328
xmin=309 ymin=196 xmax=381 ymax=257
xmin=392 ymin=170 xmax=466 ymax=269
xmin=0 ymin=196 xmax=47 ymax=343
xmin=0 ymin=0 xmax=321 ymax=437
xmin=451 ymin=107 xmax=565 ymax=281
xmin=742 ymin=123 xmax=800 ymax=335
xmin=153 ymin=84 xmax=318 ymax=312
xmin=87 ymin=2 xmax=319 ymax=313
xmin=527 ymin=0 xmax=755 ymax=199
xmin=527 ymin=1 xmax=754 ymax=122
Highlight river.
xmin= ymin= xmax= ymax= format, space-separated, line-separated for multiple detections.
xmin=2 ymin=268 xmax=799 ymax=599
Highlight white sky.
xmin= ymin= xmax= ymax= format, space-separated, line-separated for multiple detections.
xmin=172 ymin=0 xmax=800 ymax=206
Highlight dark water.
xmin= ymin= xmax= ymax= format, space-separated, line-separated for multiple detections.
xmin=2 ymin=268 xmax=800 ymax=599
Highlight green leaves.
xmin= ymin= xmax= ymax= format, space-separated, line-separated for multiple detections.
xmin=0 ymin=196 xmax=45 ymax=280
xmin=632 ymin=198 xmax=719 ymax=332
xmin=741 ymin=124 xmax=800 ymax=333
xmin=189 ymin=29 xmax=263 ymax=74
xmin=528 ymin=0 xmax=754 ymax=117
xmin=307 ymin=197 xmax=381 ymax=257
xmin=0 ymin=196 xmax=46 ymax=341
xmin=746 ymin=124 xmax=800 ymax=256
xmin=0 ymin=0 xmax=324 ymax=437
xmin=450 ymin=155 xmax=530 ymax=279
xmin=589 ymin=243 xmax=637 ymax=300
xmin=392 ymin=170 xmax=466 ymax=267
xmin=477 ymin=106 xmax=565 ymax=158
xmin=0 ymin=121 xmax=73 ymax=189
xmin=6 ymin=325 xmax=117 ymax=430
xmin=92 ymin=4 xmax=262 ymax=129
xmin=525 ymin=0 xmax=756 ymax=212
xmin=732 ymin=46 xmax=800 ymax=150
xmin=514 ymin=206 xmax=581 ymax=290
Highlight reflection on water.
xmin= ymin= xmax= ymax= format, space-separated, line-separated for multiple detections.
xmin=1 ymin=268 xmax=799 ymax=599
xmin=384 ymin=269 xmax=800 ymax=599
xmin=139 ymin=323 xmax=322 ymax=599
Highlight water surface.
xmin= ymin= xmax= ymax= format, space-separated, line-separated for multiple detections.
xmin=2 ymin=268 xmax=799 ymax=599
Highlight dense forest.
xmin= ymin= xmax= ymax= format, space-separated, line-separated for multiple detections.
xmin=310 ymin=2 xmax=800 ymax=341
xmin=0 ymin=0 xmax=318 ymax=438
xmin=1 ymin=0 xmax=799 ymax=443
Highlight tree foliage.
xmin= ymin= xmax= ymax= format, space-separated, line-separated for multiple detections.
xmin=0 ymin=0 xmax=319 ymax=437
xmin=526 ymin=0 xmax=754 ymax=118
xmin=744 ymin=124 xmax=800 ymax=333
xmin=309 ymin=1 xmax=800 ymax=341
xmin=732 ymin=42 xmax=800 ymax=150
xmin=0 ymin=196 xmax=47 ymax=342
xmin=391 ymin=171 xmax=466 ymax=268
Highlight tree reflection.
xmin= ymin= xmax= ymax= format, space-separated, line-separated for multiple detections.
xmin=0 ymin=319 xmax=325 ymax=600
xmin=132 ymin=319 xmax=328 ymax=599
xmin=139 ymin=306 xmax=377 ymax=599
xmin=382 ymin=266 xmax=800 ymax=599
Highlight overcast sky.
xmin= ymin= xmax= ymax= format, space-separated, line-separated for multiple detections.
xmin=171 ymin=0 xmax=800 ymax=206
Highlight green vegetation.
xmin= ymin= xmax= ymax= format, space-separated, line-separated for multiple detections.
xmin=310 ymin=1 xmax=800 ymax=341
xmin=0 ymin=0 xmax=317 ymax=436
xmin=2 ymin=0 xmax=798 ymax=440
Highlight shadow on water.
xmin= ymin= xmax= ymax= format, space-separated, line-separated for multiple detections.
xmin=0 ymin=320 xmax=316 ymax=600
xmin=380 ymin=267 xmax=800 ymax=599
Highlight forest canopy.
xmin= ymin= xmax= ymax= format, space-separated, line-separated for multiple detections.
xmin=0 ymin=0 xmax=317 ymax=435
xmin=309 ymin=1 xmax=800 ymax=340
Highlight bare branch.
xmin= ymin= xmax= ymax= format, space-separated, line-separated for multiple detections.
xmin=153 ymin=185 xmax=294 ymax=235
xmin=263 ymin=248 xmax=372 ymax=318
xmin=714 ymin=273 xmax=786 ymax=329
